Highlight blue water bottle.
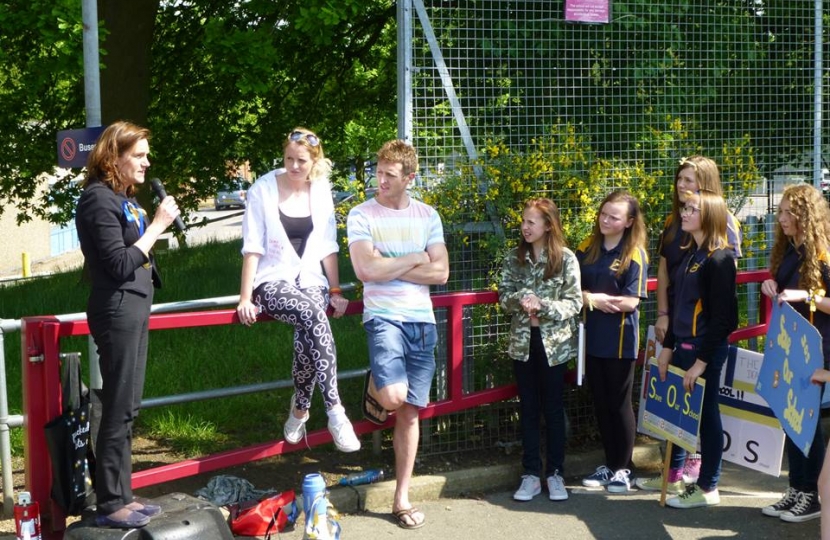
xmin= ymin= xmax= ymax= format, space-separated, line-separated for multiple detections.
xmin=302 ymin=473 xmax=328 ymax=527
xmin=338 ymin=469 xmax=384 ymax=486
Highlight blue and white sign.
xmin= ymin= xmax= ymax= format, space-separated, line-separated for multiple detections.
xmin=639 ymin=327 xmax=785 ymax=475
xmin=756 ymin=301 xmax=823 ymax=457
xmin=56 ymin=126 xmax=105 ymax=168
xmin=641 ymin=358 xmax=705 ymax=454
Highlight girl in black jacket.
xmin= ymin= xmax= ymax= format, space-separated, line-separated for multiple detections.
xmin=638 ymin=190 xmax=737 ymax=509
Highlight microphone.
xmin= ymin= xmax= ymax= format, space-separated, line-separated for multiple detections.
xmin=149 ymin=178 xmax=186 ymax=232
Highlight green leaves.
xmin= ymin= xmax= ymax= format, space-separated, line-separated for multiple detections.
xmin=0 ymin=0 xmax=397 ymax=225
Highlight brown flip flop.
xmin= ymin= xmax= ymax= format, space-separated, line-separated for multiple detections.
xmin=362 ymin=371 xmax=388 ymax=425
xmin=392 ymin=507 xmax=425 ymax=530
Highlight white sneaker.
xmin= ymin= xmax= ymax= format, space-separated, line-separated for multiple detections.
xmin=606 ymin=469 xmax=631 ymax=494
xmin=283 ymin=394 xmax=308 ymax=444
xmin=327 ymin=407 xmax=361 ymax=453
xmin=513 ymin=475 xmax=541 ymax=501
xmin=547 ymin=471 xmax=568 ymax=501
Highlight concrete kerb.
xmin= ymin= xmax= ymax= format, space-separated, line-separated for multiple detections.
xmin=325 ymin=439 xmax=664 ymax=515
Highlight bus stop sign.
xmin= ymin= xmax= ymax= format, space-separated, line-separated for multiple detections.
xmin=57 ymin=126 xmax=105 ymax=168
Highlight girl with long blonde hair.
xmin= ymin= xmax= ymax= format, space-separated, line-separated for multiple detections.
xmin=576 ymin=190 xmax=648 ymax=493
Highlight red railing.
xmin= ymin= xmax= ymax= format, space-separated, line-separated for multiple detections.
xmin=20 ymin=270 xmax=771 ymax=532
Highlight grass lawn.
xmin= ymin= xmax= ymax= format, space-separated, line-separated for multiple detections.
xmin=0 ymin=238 xmax=370 ymax=457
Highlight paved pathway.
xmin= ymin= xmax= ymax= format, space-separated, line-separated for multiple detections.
xmin=283 ymin=461 xmax=820 ymax=539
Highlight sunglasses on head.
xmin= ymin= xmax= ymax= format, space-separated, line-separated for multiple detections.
xmin=288 ymin=131 xmax=320 ymax=147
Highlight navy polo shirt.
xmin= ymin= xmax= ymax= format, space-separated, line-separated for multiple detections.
xmin=658 ymin=212 xmax=742 ymax=307
xmin=775 ymin=242 xmax=830 ymax=360
xmin=577 ymin=240 xmax=649 ymax=359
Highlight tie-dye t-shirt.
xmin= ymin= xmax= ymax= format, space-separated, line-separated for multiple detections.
xmin=347 ymin=197 xmax=445 ymax=323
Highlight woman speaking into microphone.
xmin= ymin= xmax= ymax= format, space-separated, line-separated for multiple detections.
xmin=76 ymin=121 xmax=180 ymax=529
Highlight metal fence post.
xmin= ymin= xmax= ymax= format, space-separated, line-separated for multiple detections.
xmin=744 ymin=215 xmax=760 ymax=350
xmin=0 ymin=328 xmax=14 ymax=517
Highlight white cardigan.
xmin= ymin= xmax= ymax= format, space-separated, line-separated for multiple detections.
xmin=241 ymin=168 xmax=339 ymax=290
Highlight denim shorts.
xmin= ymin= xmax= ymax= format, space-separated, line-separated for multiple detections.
xmin=364 ymin=317 xmax=438 ymax=408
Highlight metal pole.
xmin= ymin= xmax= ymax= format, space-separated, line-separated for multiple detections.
xmin=397 ymin=0 xmax=413 ymax=141
xmin=744 ymin=216 xmax=759 ymax=351
xmin=0 ymin=329 xmax=14 ymax=517
xmin=82 ymin=0 xmax=101 ymax=127
xmin=813 ymin=0 xmax=823 ymax=188
xmin=82 ymin=0 xmax=103 ymax=461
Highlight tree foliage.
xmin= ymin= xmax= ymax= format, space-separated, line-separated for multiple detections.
xmin=0 ymin=0 xmax=85 ymax=223
xmin=0 ymin=0 xmax=397 ymax=224
xmin=0 ymin=0 xmax=820 ymax=230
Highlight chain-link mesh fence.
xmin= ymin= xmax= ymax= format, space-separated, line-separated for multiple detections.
xmin=407 ymin=1 xmax=822 ymax=457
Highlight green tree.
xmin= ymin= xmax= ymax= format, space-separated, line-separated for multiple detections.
xmin=0 ymin=0 xmax=397 ymax=224
xmin=0 ymin=0 xmax=86 ymax=223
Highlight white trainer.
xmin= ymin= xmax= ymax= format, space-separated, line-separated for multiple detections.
xmin=327 ymin=407 xmax=361 ymax=453
xmin=513 ymin=475 xmax=541 ymax=501
xmin=547 ymin=471 xmax=568 ymax=501
xmin=283 ymin=394 xmax=309 ymax=444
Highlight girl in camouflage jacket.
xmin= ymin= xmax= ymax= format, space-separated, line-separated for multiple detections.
xmin=499 ymin=198 xmax=583 ymax=503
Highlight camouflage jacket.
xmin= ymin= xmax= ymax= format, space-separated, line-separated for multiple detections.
xmin=498 ymin=247 xmax=583 ymax=366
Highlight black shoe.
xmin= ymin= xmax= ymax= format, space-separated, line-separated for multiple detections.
xmin=96 ymin=510 xmax=150 ymax=528
xmin=762 ymin=487 xmax=799 ymax=517
xmin=780 ymin=491 xmax=820 ymax=523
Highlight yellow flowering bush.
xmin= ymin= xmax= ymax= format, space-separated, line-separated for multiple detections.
xmin=422 ymin=121 xmax=760 ymax=288
xmin=337 ymin=120 xmax=762 ymax=291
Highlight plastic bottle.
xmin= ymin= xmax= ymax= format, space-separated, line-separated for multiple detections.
xmin=301 ymin=473 xmax=328 ymax=524
xmin=338 ymin=469 xmax=384 ymax=486
xmin=14 ymin=492 xmax=41 ymax=540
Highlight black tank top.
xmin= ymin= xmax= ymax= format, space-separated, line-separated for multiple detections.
xmin=279 ymin=210 xmax=313 ymax=257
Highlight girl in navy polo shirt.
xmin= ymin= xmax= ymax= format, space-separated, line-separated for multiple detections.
xmin=760 ymin=183 xmax=830 ymax=523
xmin=641 ymin=190 xmax=737 ymax=509
xmin=577 ymin=190 xmax=648 ymax=493
xmin=651 ymin=156 xmax=742 ymax=486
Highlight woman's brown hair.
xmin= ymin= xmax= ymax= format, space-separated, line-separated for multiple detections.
xmin=516 ymin=198 xmax=566 ymax=279
xmin=664 ymin=156 xmax=724 ymax=245
xmin=581 ymin=189 xmax=647 ymax=276
xmin=84 ymin=121 xmax=151 ymax=197
xmin=769 ymin=183 xmax=830 ymax=291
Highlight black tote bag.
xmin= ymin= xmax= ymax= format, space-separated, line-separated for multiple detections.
xmin=43 ymin=352 xmax=95 ymax=515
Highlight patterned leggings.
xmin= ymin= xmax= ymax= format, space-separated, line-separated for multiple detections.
xmin=253 ymin=281 xmax=340 ymax=411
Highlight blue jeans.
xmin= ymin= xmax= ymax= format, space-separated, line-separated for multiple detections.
xmin=669 ymin=337 xmax=728 ymax=491
xmin=513 ymin=327 xmax=567 ymax=479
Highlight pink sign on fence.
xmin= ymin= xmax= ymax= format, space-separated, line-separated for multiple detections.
xmin=565 ymin=0 xmax=611 ymax=24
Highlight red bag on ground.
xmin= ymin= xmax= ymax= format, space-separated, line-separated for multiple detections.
xmin=229 ymin=490 xmax=298 ymax=538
